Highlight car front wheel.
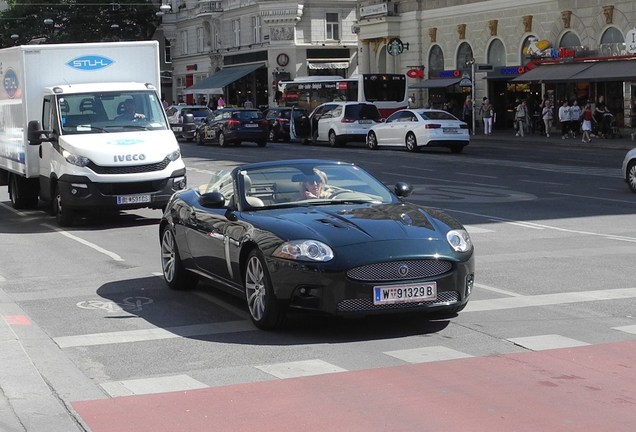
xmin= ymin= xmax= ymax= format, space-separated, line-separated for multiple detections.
xmin=218 ymin=132 xmax=227 ymax=147
xmin=405 ymin=132 xmax=418 ymax=152
xmin=367 ymin=131 xmax=378 ymax=150
xmin=160 ymin=227 xmax=198 ymax=290
xmin=627 ymin=160 xmax=636 ymax=193
xmin=244 ymin=249 xmax=286 ymax=330
xmin=328 ymin=130 xmax=339 ymax=147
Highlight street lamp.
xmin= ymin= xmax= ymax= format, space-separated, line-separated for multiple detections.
xmin=465 ymin=58 xmax=476 ymax=135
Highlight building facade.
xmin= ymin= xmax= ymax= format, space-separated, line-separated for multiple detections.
xmin=356 ymin=0 xmax=636 ymax=129
xmin=159 ymin=0 xmax=359 ymax=107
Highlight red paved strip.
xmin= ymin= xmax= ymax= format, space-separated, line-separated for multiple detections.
xmin=4 ymin=315 xmax=31 ymax=325
xmin=73 ymin=340 xmax=636 ymax=432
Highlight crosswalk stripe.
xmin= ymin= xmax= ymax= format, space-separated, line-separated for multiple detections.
xmin=507 ymin=335 xmax=590 ymax=351
xmin=255 ymin=359 xmax=347 ymax=379
xmin=100 ymin=374 xmax=208 ymax=397
xmin=384 ymin=346 xmax=472 ymax=363
xmin=612 ymin=325 xmax=636 ymax=335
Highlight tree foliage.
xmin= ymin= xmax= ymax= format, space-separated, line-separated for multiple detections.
xmin=0 ymin=0 xmax=163 ymax=47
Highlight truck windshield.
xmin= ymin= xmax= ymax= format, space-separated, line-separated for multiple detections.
xmin=57 ymin=91 xmax=169 ymax=134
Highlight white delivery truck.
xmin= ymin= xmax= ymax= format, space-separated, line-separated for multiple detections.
xmin=0 ymin=41 xmax=186 ymax=226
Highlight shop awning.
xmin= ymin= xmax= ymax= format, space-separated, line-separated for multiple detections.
xmin=307 ymin=61 xmax=350 ymax=70
xmin=409 ymin=78 xmax=461 ymax=89
xmin=511 ymin=62 xmax=594 ymax=82
xmin=568 ymin=60 xmax=636 ymax=81
xmin=184 ymin=63 xmax=264 ymax=94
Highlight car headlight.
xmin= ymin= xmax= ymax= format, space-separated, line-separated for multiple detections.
xmin=273 ymin=240 xmax=334 ymax=262
xmin=446 ymin=229 xmax=472 ymax=252
xmin=62 ymin=149 xmax=91 ymax=167
xmin=167 ymin=149 xmax=181 ymax=161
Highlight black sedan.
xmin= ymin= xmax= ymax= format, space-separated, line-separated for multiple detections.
xmin=264 ymin=107 xmax=309 ymax=142
xmin=160 ymin=159 xmax=475 ymax=329
xmin=196 ymin=108 xmax=268 ymax=147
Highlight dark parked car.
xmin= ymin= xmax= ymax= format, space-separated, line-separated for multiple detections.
xmin=159 ymin=159 xmax=475 ymax=329
xmin=196 ymin=108 xmax=268 ymax=147
xmin=165 ymin=105 xmax=213 ymax=141
xmin=264 ymin=107 xmax=310 ymax=142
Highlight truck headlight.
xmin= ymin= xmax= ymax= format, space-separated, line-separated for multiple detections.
xmin=62 ymin=149 xmax=91 ymax=167
xmin=167 ymin=150 xmax=181 ymax=161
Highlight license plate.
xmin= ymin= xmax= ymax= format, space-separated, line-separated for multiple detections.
xmin=245 ymin=124 xmax=258 ymax=128
xmin=373 ymin=282 xmax=437 ymax=305
xmin=443 ymin=128 xmax=459 ymax=134
xmin=172 ymin=126 xmax=182 ymax=132
xmin=359 ymin=120 xmax=372 ymax=124
xmin=117 ymin=194 xmax=151 ymax=205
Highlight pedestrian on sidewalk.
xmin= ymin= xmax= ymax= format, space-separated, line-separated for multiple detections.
xmin=541 ymin=100 xmax=553 ymax=137
xmin=481 ymin=97 xmax=494 ymax=135
xmin=514 ymin=99 xmax=528 ymax=137
xmin=558 ymin=100 xmax=571 ymax=139
xmin=462 ymin=95 xmax=474 ymax=134
xmin=570 ymin=100 xmax=582 ymax=138
xmin=581 ymin=103 xmax=593 ymax=143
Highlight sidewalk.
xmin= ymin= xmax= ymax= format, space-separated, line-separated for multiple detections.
xmin=470 ymin=128 xmax=635 ymax=151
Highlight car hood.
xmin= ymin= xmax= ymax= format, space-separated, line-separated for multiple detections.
xmin=247 ymin=202 xmax=463 ymax=248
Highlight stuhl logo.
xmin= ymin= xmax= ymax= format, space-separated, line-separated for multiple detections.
xmin=66 ymin=55 xmax=114 ymax=71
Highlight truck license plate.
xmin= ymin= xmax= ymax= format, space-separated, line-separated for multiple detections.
xmin=117 ymin=194 xmax=151 ymax=205
xmin=373 ymin=282 xmax=437 ymax=305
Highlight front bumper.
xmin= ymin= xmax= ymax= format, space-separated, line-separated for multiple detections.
xmin=57 ymin=168 xmax=187 ymax=211
xmin=267 ymin=256 xmax=475 ymax=316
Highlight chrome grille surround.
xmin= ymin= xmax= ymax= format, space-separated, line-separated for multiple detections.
xmin=88 ymin=157 xmax=171 ymax=175
xmin=347 ymin=259 xmax=453 ymax=282
xmin=337 ymin=291 xmax=459 ymax=313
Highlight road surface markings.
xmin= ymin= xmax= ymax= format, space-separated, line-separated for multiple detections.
xmin=256 ymin=359 xmax=347 ymax=379
xmin=53 ymin=320 xmax=253 ymax=348
xmin=455 ymin=172 xmax=497 ymax=179
xmin=384 ymin=346 xmax=472 ymax=363
xmin=101 ymin=374 xmax=208 ymax=397
xmin=42 ymin=223 xmax=124 ymax=262
xmin=474 ymin=282 xmax=522 ymax=297
xmin=464 ymin=225 xmax=494 ymax=234
xmin=465 ymin=287 xmax=636 ymax=312
xmin=507 ymin=334 xmax=590 ymax=351
xmin=550 ymin=191 xmax=636 ymax=205
xmin=613 ymin=325 xmax=636 ymax=335
xmin=0 ymin=202 xmax=26 ymax=216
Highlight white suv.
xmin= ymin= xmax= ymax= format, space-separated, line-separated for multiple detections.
xmin=307 ymin=102 xmax=382 ymax=147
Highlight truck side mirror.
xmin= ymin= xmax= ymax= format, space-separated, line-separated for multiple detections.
xmin=27 ymin=120 xmax=53 ymax=145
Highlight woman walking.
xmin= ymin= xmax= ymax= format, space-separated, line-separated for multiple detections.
xmin=558 ymin=100 xmax=571 ymax=139
xmin=541 ymin=100 xmax=553 ymax=137
xmin=581 ymin=104 xmax=593 ymax=143
xmin=514 ymin=100 xmax=528 ymax=137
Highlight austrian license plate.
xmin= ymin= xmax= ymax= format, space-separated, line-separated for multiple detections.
xmin=172 ymin=126 xmax=182 ymax=132
xmin=373 ymin=282 xmax=437 ymax=305
xmin=245 ymin=124 xmax=258 ymax=128
xmin=443 ymin=128 xmax=459 ymax=134
xmin=117 ymin=194 xmax=151 ymax=205
xmin=359 ymin=120 xmax=372 ymax=124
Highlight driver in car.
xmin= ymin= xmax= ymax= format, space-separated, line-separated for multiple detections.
xmin=301 ymin=169 xmax=334 ymax=199
xmin=116 ymin=99 xmax=146 ymax=121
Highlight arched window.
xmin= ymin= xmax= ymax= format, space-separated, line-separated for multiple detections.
xmin=559 ymin=31 xmax=581 ymax=48
xmin=428 ymin=45 xmax=444 ymax=77
xmin=456 ymin=42 xmax=473 ymax=74
xmin=487 ymin=39 xmax=505 ymax=66
xmin=600 ymin=27 xmax=626 ymax=56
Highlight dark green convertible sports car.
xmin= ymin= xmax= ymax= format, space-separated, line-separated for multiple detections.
xmin=160 ymin=159 xmax=475 ymax=330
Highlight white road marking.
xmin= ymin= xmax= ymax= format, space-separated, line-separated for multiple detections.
xmin=455 ymin=172 xmax=497 ymax=179
xmin=256 ymin=359 xmax=346 ymax=379
xmin=474 ymin=283 xmax=522 ymax=297
xmin=100 ymin=374 xmax=207 ymax=397
xmin=521 ymin=179 xmax=567 ymax=186
xmin=0 ymin=202 xmax=26 ymax=216
xmin=465 ymin=287 xmax=636 ymax=312
xmin=507 ymin=334 xmax=590 ymax=351
xmin=464 ymin=225 xmax=494 ymax=234
xmin=53 ymin=320 xmax=254 ymax=348
xmin=612 ymin=325 xmax=636 ymax=335
xmin=550 ymin=191 xmax=636 ymax=205
xmin=384 ymin=346 xmax=472 ymax=363
xmin=42 ymin=223 xmax=124 ymax=262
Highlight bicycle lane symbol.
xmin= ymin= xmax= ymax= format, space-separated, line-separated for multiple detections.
xmin=76 ymin=297 xmax=154 ymax=313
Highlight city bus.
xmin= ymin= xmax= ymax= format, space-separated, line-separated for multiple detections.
xmin=277 ymin=74 xmax=408 ymax=117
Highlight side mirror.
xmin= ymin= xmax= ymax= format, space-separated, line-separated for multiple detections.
xmin=394 ymin=182 xmax=413 ymax=198
xmin=27 ymin=120 xmax=53 ymax=145
xmin=198 ymin=191 xmax=225 ymax=208
xmin=183 ymin=113 xmax=195 ymax=124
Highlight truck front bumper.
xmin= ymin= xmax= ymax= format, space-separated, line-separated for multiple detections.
xmin=57 ymin=168 xmax=186 ymax=211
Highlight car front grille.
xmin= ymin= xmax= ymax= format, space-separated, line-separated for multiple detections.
xmin=347 ymin=259 xmax=452 ymax=282
xmin=337 ymin=291 xmax=459 ymax=313
xmin=88 ymin=157 xmax=171 ymax=175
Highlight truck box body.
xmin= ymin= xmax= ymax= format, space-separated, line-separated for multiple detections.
xmin=0 ymin=41 xmax=186 ymax=225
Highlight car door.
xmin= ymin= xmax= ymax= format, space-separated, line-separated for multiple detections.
xmin=377 ymin=111 xmax=404 ymax=146
xmin=317 ymin=105 xmax=340 ymax=141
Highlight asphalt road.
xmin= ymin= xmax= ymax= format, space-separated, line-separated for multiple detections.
xmin=1 ymin=134 xmax=635 ymax=431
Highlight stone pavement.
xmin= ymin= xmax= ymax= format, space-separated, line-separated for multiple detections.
xmin=470 ymin=127 xmax=635 ymax=151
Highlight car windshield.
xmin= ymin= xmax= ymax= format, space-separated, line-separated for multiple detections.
xmin=58 ymin=90 xmax=169 ymax=134
xmin=234 ymin=111 xmax=263 ymax=120
xmin=199 ymin=162 xmax=395 ymax=209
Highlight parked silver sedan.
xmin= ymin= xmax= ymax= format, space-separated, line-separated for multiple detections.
xmin=366 ymin=109 xmax=469 ymax=153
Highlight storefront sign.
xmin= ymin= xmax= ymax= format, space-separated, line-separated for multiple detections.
xmin=386 ymin=38 xmax=405 ymax=56
xmin=626 ymin=28 xmax=636 ymax=54
xmin=406 ymin=69 xmax=424 ymax=79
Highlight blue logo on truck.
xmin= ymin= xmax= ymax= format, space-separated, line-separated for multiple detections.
xmin=66 ymin=55 xmax=114 ymax=71
xmin=3 ymin=68 xmax=20 ymax=98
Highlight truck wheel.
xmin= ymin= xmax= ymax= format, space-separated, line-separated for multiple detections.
xmin=53 ymin=185 xmax=75 ymax=227
xmin=9 ymin=174 xmax=38 ymax=209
